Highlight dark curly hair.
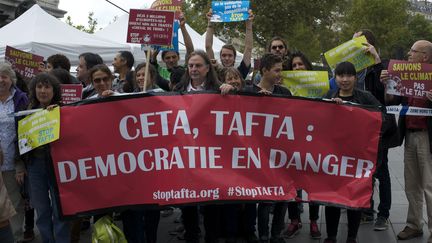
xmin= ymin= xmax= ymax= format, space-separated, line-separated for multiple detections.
xmin=28 ymin=73 xmax=62 ymax=108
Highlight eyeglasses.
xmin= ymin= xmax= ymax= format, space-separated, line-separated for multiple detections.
xmin=93 ymin=76 xmax=110 ymax=83
xmin=271 ymin=45 xmax=285 ymax=50
xmin=188 ymin=63 xmax=206 ymax=69
xmin=409 ymin=49 xmax=426 ymax=54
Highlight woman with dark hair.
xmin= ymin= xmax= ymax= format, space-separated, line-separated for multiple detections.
xmin=87 ymin=64 xmax=116 ymax=99
xmin=282 ymin=51 xmax=321 ymax=240
xmin=323 ymin=61 xmax=381 ymax=243
xmin=25 ymin=72 xmax=70 ymax=243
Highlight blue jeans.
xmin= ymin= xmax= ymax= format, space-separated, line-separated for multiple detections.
xmin=27 ymin=157 xmax=70 ymax=243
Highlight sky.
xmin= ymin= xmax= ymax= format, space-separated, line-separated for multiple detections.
xmin=58 ymin=0 xmax=155 ymax=30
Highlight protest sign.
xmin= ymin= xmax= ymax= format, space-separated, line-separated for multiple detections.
xmin=386 ymin=59 xmax=432 ymax=99
xmin=324 ymin=36 xmax=375 ymax=72
xmin=211 ymin=1 xmax=249 ymax=22
xmin=50 ymin=94 xmax=382 ymax=217
xmin=151 ymin=0 xmax=183 ymax=20
xmin=61 ymin=84 xmax=83 ymax=104
xmin=5 ymin=46 xmax=44 ymax=79
xmin=18 ymin=107 xmax=60 ymax=155
xmin=282 ymin=71 xmax=329 ymax=97
xmin=127 ymin=9 xmax=175 ymax=46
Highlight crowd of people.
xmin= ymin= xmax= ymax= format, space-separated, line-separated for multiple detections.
xmin=0 ymin=8 xmax=431 ymax=243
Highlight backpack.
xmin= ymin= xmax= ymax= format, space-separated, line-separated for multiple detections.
xmin=92 ymin=215 xmax=127 ymax=243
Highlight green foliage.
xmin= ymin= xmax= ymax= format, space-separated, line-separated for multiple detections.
xmin=184 ymin=0 xmax=432 ymax=62
xmin=341 ymin=0 xmax=410 ymax=59
xmin=65 ymin=12 xmax=98 ymax=34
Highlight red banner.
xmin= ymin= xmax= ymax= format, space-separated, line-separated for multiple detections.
xmin=60 ymin=84 xmax=82 ymax=105
xmin=387 ymin=59 xmax=432 ymax=99
xmin=126 ymin=9 xmax=175 ymax=46
xmin=5 ymin=46 xmax=44 ymax=79
xmin=50 ymin=94 xmax=382 ymax=217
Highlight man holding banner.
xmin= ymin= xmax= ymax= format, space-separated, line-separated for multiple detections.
xmin=381 ymin=40 xmax=432 ymax=242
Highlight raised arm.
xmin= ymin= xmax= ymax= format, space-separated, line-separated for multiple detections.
xmin=205 ymin=9 xmax=216 ymax=60
xmin=179 ymin=12 xmax=194 ymax=61
xmin=242 ymin=9 xmax=254 ymax=67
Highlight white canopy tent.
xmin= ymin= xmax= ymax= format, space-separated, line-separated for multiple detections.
xmin=0 ymin=5 xmax=131 ymax=66
xmin=95 ymin=12 xmax=243 ymax=65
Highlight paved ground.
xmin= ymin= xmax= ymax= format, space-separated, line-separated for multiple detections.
xmin=17 ymin=145 xmax=431 ymax=242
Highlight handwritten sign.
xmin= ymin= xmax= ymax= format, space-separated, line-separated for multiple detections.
xmin=151 ymin=0 xmax=183 ymax=20
xmin=324 ymin=36 xmax=375 ymax=72
xmin=5 ymin=46 xmax=44 ymax=79
xmin=61 ymin=84 xmax=83 ymax=104
xmin=127 ymin=9 xmax=175 ymax=46
xmin=282 ymin=71 xmax=329 ymax=98
xmin=387 ymin=59 xmax=432 ymax=99
xmin=211 ymin=1 xmax=249 ymax=22
xmin=18 ymin=107 xmax=60 ymax=155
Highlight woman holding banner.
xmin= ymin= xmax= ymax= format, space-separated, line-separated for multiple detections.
xmin=87 ymin=64 xmax=117 ymax=99
xmin=121 ymin=62 xmax=163 ymax=243
xmin=282 ymin=51 xmax=322 ymax=240
xmin=25 ymin=73 xmax=71 ymax=243
xmin=323 ymin=61 xmax=381 ymax=243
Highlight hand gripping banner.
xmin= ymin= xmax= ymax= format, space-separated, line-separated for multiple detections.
xmin=50 ymin=93 xmax=383 ymax=218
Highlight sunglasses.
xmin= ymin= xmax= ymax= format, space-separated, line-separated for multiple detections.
xmin=271 ymin=45 xmax=285 ymax=50
xmin=93 ymin=76 xmax=110 ymax=83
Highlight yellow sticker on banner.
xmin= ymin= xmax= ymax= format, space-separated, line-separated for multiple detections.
xmin=324 ymin=36 xmax=376 ymax=71
xmin=18 ymin=107 xmax=60 ymax=155
xmin=282 ymin=71 xmax=329 ymax=97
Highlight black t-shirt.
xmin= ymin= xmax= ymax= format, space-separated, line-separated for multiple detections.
xmin=337 ymin=94 xmax=354 ymax=102
xmin=237 ymin=60 xmax=251 ymax=80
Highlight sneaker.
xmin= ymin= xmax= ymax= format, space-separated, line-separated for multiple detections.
xmin=310 ymin=220 xmax=321 ymax=239
xmin=323 ymin=238 xmax=336 ymax=243
xmin=374 ymin=216 xmax=389 ymax=231
xmin=360 ymin=213 xmax=374 ymax=224
xmin=397 ymin=226 xmax=423 ymax=240
xmin=20 ymin=230 xmax=35 ymax=242
xmin=282 ymin=221 xmax=302 ymax=238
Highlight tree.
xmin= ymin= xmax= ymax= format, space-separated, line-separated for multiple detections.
xmin=66 ymin=12 xmax=98 ymax=34
xmin=184 ymin=0 xmax=346 ymax=62
xmin=341 ymin=0 xmax=410 ymax=59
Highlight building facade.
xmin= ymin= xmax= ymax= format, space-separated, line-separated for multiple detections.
xmin=0 ymin=0 xmax=66 ymax=27
xmin=409 ymin=0 xmax=432 ymax=21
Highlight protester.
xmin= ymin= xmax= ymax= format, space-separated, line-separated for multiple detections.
xmin=344 ymin=29 xmax=396 ymax=231
xmin=112 ymin=51 xmax=134 ymax=93
xmin=173 ymin=50 xmax=234 ymax=243
xmin=46 ymin=54 xmax=80 ymax=84
xmin=0 ymin=147 xmax=16 ymax=243
xmin=267 ymin=36 xmax=291 ymax=70
xmin=323 ymin=61 xmax=382 ymax=243
xmin=381 ymin=40 xmax=432 ymax=242
xmin=0 ymin=63 xmax=28 ymax=241
xmin=76 ymin=52 xmax=103 ymax=99
xmin=243 ymin=53 xmax=291 ymax=243
xmin=205 ymin=9 xmax=254 ymax=79
xmin=87 ymin=64 xmax=116 ymax=99
xmin=282 ymin=51 xmax=321 ymax=239
xmin=121 ymin=62 xmax=163 ymax=243
xmin=150 ymin=12 xmax=194 ymax=91
xmin=25 ymin=72 xmax=71 ymax=243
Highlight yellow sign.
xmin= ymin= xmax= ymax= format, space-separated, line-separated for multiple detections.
xmin=282 ymin=71 xmax=329 ymax=97
xmin=324 ymin=36 xmax=375 ymax=72
xmin=18 ymin=107 xmax=60 ymax=155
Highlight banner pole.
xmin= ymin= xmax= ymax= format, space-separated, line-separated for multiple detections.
xmin=144 ymin=45 xmax=151 ymax=92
